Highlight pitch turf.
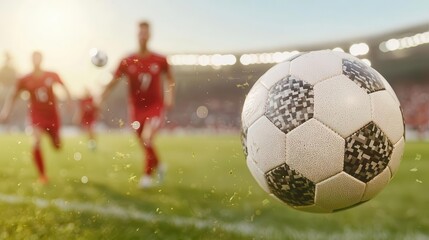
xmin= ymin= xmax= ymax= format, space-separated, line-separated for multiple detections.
xmin=0 ymin=133 xmax=427 ymax=240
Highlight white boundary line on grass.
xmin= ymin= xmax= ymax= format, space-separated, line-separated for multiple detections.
xmin=0 ymin=193 xmax=427 ymax=239
xmin=0 ymin=193 xmax=281 ymax=237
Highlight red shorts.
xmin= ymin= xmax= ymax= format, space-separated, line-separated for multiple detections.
xmin=81 ymin=115 xmax=96 ymax=129
xmin=131 ymin=105 xmax=164 ymax=137
xmin=32 ymin=115 xmax=61 ymax=149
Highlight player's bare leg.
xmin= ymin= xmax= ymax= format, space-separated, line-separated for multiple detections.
xmin=138 ymin=116 xmax=163 ymax=189
xmin=32 ymin=127 xmax=48 ymax=184
xmin=46 ymin=126 xmax=61 ymax=150
xmin=87 ymin=126 xmax=97 ymax=151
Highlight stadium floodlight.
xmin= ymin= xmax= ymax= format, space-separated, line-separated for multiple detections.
xmin=208 ymin=54 xmax=235 ymax=66
xmin=400 ymin=38 xmax=408 ymax=49
xmin=259 ymin=53 xmax=272 ymax=64
xmin=378 ymin=31 xmax=429 ymax=53
xmin=416 ymin=33 xmax=427 ymax=44
xmin=379 ymin=42 xmax=388 ymax=52
xmin=424 ymin=32 xmax=429 ymax=43
xmin=244 ymin=54 xmax=259 ymax=65
xmin=168 ymin=55 xmax=183 ymax=65
xmin=251 ymin=54 xmax=260 ymax=64
xmin=168 ymin=54 xmax=235 ymax=66
xmin=273 ymin=52 xmax=287 ymax=63
xmin=240 ymin=54 xmax=251 ymax=65
xmin=225 ymin=54 xmax=237 ymax=65
xmin=332 ymin=47 xmax=344 ymax=52
xmin=180 ymin=55 xmax=198 ymax=65
xmin=405 ymin=37 xmax=415 ymax=47
xmin=188 ymin=55 xmax=199 ymax=65
xmin=167 ymin=56 xmax=176 ymax=65
xmin=198 ymin=55 xmax=210 ymax=66
xmin=185 ymin=55 xmax=194 ymax=65
xmin=385 ymin=39 xmax=400 ymax=51
xmin=210 ymin=54 xmax=223 ymax=66
xmin=171 ymin=50 xmax=305 ymax=66
xmin=240 ymin=51 xmax=302 ymax=65
xmin=413 ymin=35 xmax=422 ymax=45
xmin=349 ymin=43 xmax=369 ymax=56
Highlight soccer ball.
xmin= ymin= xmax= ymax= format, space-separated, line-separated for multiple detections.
xmin=90 ymin=48 xmax=108 ymax=67
xmin=241 ymin=50 xmax=405 ymax=213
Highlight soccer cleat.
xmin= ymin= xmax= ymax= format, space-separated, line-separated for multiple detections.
xmin=138 ymin=176 xmax=154 ymax=189
xmin=88 ymin=140 xmax=97 ymax=151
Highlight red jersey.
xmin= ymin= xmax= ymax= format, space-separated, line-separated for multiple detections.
xmin=114 ymin=53 xmax=169 ymax=118
xmin=16 ymin=72 xmax=62 ymax=125
xmin=79 ymin=96 xmax=97 ymax=127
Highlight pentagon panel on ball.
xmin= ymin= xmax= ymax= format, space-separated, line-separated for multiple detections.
xmin=342 ymin=58 xmax=385 ymax=93
xmin=265 ymin=163 xmax=316 ymax=207
xmin=343 ymin=122 xmax=393 ymax=183
xmin=241 ymin=50 xmax=405 ymax=213
xmin=265 ymin=75 xmax=314 ymax=134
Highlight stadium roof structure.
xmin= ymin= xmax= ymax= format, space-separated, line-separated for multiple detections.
xmin=169 ymin=23 xmax=429 ymax=81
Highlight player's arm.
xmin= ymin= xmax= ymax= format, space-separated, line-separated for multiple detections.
xmin=61 ymin=83 xmax=73 ymax=106
xmin=72 ymin=101 xmax=82 ymax=125
xmin=55 ymin=74 xmax=73 ymax=109
xmin=164 ymin=63 xmax=175 ymax=109
xmin=0 ymin=86 xmax=21 ymax=122
xmin=99 ymin=76 xmax=122 ymax=106
xmin=99 ymin=59 xmax=126 ymax=107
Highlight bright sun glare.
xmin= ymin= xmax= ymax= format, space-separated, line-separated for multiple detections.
xmin=10 ymin=0 xmax=107 ymax=97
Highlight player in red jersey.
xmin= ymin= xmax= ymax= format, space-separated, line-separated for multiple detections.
xmin=75 ymin=89 xmax=98 ymax=150
xmin=100 ymin=21 xmax=175 ymax=188
xmin=0 ymin=51 xmax=72 ymax=184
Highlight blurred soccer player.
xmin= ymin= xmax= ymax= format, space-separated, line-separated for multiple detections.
xmin=100 ymin=21 xmax=175 ymax=189
xmin=0 ymin=52 xmax=17 ymax=132
xmin=0 ymin=52 xmax=17 ymax=92
xmin=0 ymin=51 xmax=72 ymax=184
xmin=75 ymin=88 xmax=98 ymax=150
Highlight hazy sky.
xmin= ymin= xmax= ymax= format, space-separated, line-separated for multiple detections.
xmin=0 ymin=0 xmax=428 ymax=95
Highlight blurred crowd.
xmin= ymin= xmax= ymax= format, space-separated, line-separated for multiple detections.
xmin=0 ymin=52 xmax=16 ymax=99
xmin=393 ymin=80 xmax=429 ymax=138
xmin=166 ymin=98 xmax=242 ymax=131
xmin=168 ymin=80 xmax=429 ymax=136
xmin=1 ymin=52 xmax=428 ymax=137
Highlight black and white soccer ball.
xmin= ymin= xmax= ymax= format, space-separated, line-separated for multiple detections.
xmin=241 ymin=50 xmax=405 ymax=213
xmin=90 ymin=49 xmax=108 ymax=67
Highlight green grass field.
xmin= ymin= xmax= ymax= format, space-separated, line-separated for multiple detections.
xmin=0 ymin=133 xmax=427 ymax=240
